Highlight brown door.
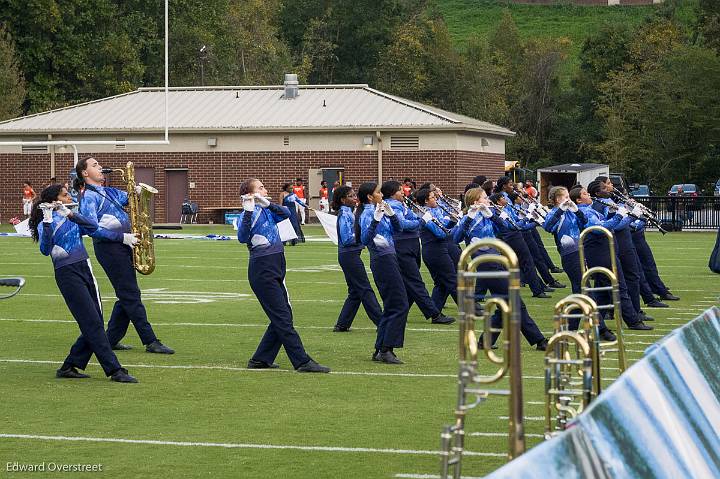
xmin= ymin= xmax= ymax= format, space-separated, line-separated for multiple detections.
xmin=165 ymin=170 xmax=188 ymax=223
xmin=134 ymin=167 xmax=156 ymax=222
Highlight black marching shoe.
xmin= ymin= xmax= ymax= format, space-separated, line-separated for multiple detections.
xmin=296 ymin=360 xmax=331 ymax=373
xmin=477 ymin=336 xmax=498 ymax=350
xmin=533 ymin=292 xmax=552 ymax=299
xmin=599 ymin=329 xmax=617 ymax=342
xmin=544 ymin=286 xmax=556 ymax=292
xmin=332 ymin=325 xmax=351 ymax=332
xmin=550 ymin=266 xmax=564 ymax=274
xmin=535 ymin=339 xmax=549 ymax=351
xmin=247 ymin=359 xmax=279 ymax=369
xmin=637 ymin=311 xmax=655 ymax=322
xmin=56 ymin=366 xmax=90 ymax=379
xmin=372 ymin=350 xmax=381 ymax=362
xmin=660 ymin=292 xmax=680 ymax=301
xmin=378 ymin=350 xmax=403 ymax=365
xmin=146 ymin=340 xmax=175 ymax=354
xmin=431 ymin=314 xmax=456 ymax=325
xmin=646 ymin=299 xmax=669 ymax=308
xmin=548 ymin=281 xmax=566 ymax=289
xmin=628 ymin=321 xmax=653 ymax=331
xmin=112 ymin=343 xmax=133 ymax=351
xmin=110 ymin=368 xmax=138 ymax=383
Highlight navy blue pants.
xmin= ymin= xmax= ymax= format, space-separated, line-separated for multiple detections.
xmin=560 ymin=252 xmax=609 ymax=332
xmin=583 ymin=239 xmax=639 ymax=327
xmin=522 ymin=230 xmax=555 ymax=285
xmin=370 ymin=253 xmax=409 ymax=349
xmin=56 ymin=260 xmax=122 ymax=376
xmin=616 ymin=230 xmax=642 ymax=314
xmin=501 ymin=232 xmax=546 ymax=296
xmin=421 ymin=240 xmax=458 ymax=311
xmin=632 ymin=230 xmax=670 ymax=296
xmin=474 ymin=261 xmax=544 ymax=346
xmin=638 ymin=266 xmax=658 ymax=304
xmin=395 ymin=238 xmax=440 ymax=319
xmin=248 ymin=253 xmax=310 ymax=368
xmin=94 ymin=241 xmax=157 ymax=346
xmin=336 ymin=249 xmax=382 ymax=329
xmin=531 ymin=227 xmax=558 ymax=269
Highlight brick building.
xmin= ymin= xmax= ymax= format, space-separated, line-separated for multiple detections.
xmin=0 ymin=81 xmax=514 ymax=223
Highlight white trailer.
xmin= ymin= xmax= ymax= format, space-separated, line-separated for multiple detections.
xmin=536 ymin=163 xmax=609 ymax=205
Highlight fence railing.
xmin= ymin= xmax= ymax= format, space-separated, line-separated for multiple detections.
xmin=634 ymin=196 xmax=720 ymax=230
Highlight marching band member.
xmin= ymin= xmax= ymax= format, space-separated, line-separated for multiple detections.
xmin=630 ymin=217 xmax=678 ymax=305
xmin=414 ymin=188 xmax=459 ymax=311
xmin=331 ymin=186 xmax=382 ymax=332
xmin=75 ymin=157 xmax=174 ymax=354
xmin=582 ymin=181 xmax=652 ymax=330
xmin=453 ymin=188 xmax=548 ymax=350
xmin=238 ymin=178 xmax=330 ymax=373
xmin=382 ymin=181 xmax=455 ymax=324
xmin=544 ymin=186 xmax=615 ymax=340
xmin=281 ymin=182 xmax=307 ymax=245
xmin=29 ymin=184 xmax=137 ymax=383
xmin=357 ymin=182 xmax=408 ymax=364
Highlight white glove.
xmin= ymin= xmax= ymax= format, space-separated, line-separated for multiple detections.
xmin=55 ymin=202 xmax=72 ymax=217
xmin=123 ymin=233 xmax=139 ymax=248
xmin=568 ymin=201 xmax=578 ymax=213
xmin=242 ymin=195 xmax=255 ymax=212
xmin=422 ymin=212 xmax=433 ymax=223
xmin=254 ymin=194 xmax=270 ymax=208
xmin=467 ymin=205 xmax=480 ymax=219
xmin=528 ymin=203 xmax=536 ymax=212
xmin=373 ymin=203 xmax=384 ymax=221
xmin=135 ymin=185 xmax=143 ymax=195
xmin=479 ymin=204 xmax=493 ymax=218
xmin=616 ymin=206 xmax=628 ymax=218
xmin=631 ymin=204 xmax=643 ymax=217
xmin=41 ymin=204 xmax=54 ymax=223
xmin=499 ymin=211 xmax=509 ymax=220
xmin=383 ymin=202 xmax=395 ymax=217
xmin=559 ymin=200 xmax=569 ymax=211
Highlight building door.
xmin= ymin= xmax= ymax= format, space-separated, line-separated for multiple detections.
xmin=134 ymin=167 xmax=156 ymax=222
xmin=165 ymin=169 xmax=188 ymax=223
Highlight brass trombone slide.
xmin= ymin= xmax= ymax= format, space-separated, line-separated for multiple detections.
xmin=578 ymin=226 xmax=628 ymax=372
xmin=440 ymin=239 xmax=525 ymax=479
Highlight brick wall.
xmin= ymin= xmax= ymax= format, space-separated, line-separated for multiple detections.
xmin=0 ymin=150 xmax=504 ymax=223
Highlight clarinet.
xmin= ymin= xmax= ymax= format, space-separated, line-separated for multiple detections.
xmin=403 ymin=197 xmax=451 ymax=234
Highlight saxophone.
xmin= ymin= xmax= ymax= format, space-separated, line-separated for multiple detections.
xmin=114 ymin=161 xmax=158 ymax=275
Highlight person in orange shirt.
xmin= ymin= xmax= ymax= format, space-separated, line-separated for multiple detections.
xmin=292 ymin=178 xmax=307 ymax=225
xmin=524 ymin=180 xmax=538 ymax=199
xmin=318 ymin=180 xmax=329 ymax=212
xmin=402 ymin=178 xmax=414 ymax=198
xmin=22 ymin=181 xmax=37 ymax=218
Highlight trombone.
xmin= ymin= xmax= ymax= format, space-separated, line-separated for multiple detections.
xmin=440 ymin=239 xmax=525 ymax=479
xmin=578 ymin=226 xmax=628 ymax=372
xmin=544 ymin=294 xmax=601 ymax=438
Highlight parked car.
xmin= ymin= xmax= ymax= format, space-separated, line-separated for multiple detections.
xmin=630 ymin=184 xmax=652 ymax=197
xmin=668 ymin=184 xmax=699 ymax=197
xmin=609 ymin=173 xmax=629 ymax=194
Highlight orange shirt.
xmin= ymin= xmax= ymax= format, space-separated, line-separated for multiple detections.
xmin=402 ymin=185 xmax=412 ymax=197
xmin=319 ymin=187 xmax=328 ymax=199
xmin=525 ymin=185 xmax=538 ymax=198
xmin=292 ymin=185 xmax=305 ymax=199
xmin=23 ymin=186 xmax=35 ymax=200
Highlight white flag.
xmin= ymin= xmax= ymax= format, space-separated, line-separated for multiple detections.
xmin=315 ymin=210 xmax=338 ymax=245
xmin=14 ymin=218 xmax=31 ymax=237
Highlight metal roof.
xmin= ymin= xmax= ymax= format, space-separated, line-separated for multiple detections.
xmin=0 ymin=85 xmax=514 ymax=136
xmin=537 ymin=163 xmax=608 ymax=173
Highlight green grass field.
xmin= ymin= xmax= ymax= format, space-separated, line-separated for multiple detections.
xmin=0 ymin=224 xmax=717 ymax=478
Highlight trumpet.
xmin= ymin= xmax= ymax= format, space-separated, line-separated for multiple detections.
xmin=440 ymin=239 xmax=525 ymax=478
xmin=403 ymin=197 xmax=451 ymax=234
xmin=578 ymin=226 xmax=628 ymax=373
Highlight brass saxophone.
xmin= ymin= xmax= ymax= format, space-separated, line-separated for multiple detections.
xmin=114 ymin=161 xmax=157 ymax=275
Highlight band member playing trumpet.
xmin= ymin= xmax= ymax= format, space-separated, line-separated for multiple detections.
xmin=382 ymin=181 xmax=455 ymax=325
xmin=238 ymin=178 xmax=330 ymax=373
xmin=29 ymin=184 xmax=137 ymax=382
xmin=453 ymin=188 xmax=548 ymax=350
xmin=75 ymin=157 xmax=174 ymax=353
xmin=357 ymin=182 xmax=408 ymax=364
xmin=331 ymin=186 xmax=382 ymax=332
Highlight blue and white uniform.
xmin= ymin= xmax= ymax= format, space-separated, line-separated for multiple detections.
xmin=238 ymin=202 xmax=313 ymax=369
xmin=333 ymin=206 xmax=382 ymax=330
xmin=282 ymin=192 xmax=307 ymax=243
xmin=79 ymin=184 xmax=158 ymax=347
xmin=38 ymin=210 xmax=122 ymax=376
xmin=359 ymin=203 xmax=408 ymax=351
xmin=420 ymin=206 xmax=459 ymax=310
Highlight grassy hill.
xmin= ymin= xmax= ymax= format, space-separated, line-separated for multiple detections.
xmin=436 ymin=0 xmax=699 ymax=79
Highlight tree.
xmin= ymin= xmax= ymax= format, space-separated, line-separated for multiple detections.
xmin=0 ymin=25 xmax=26 ymax=120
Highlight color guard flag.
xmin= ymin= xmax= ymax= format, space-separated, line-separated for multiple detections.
xmin=315 ymin=210 xmax=338 ymax=245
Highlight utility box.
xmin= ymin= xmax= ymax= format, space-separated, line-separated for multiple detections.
xmin=536 ymin=163 xmax=609 ymax=205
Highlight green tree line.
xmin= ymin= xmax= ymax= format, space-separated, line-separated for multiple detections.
xmin=0 ymin=0 xmax=718 ymax=191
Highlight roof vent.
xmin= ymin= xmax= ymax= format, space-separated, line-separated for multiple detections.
xmin=284 ymin=73 xmax=299 ymax=99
